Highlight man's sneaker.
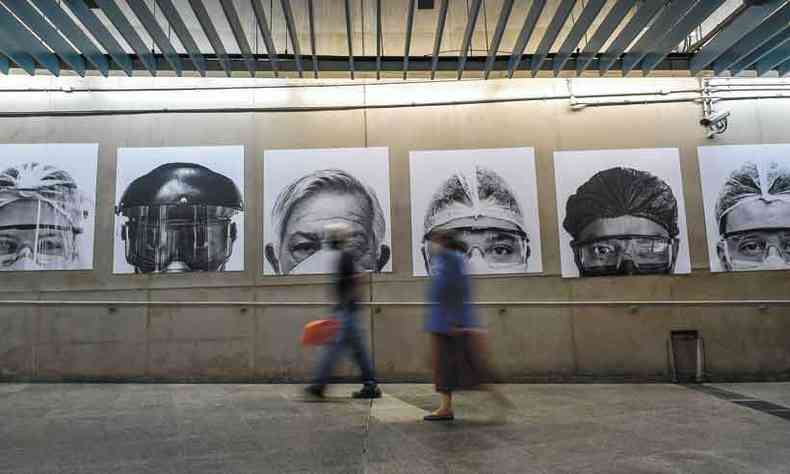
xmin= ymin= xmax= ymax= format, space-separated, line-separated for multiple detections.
xmin=352 ymin=385 xmax=382 ymax=399
xmin=304 ymin=385 xmax=325 ymax=399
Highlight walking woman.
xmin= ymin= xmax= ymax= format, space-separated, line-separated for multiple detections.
xmin=423 ymin=231 xmax=511 ymax=421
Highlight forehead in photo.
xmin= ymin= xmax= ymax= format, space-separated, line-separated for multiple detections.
xmin=423 ymin=166 xmax=529 ymax=273
xmin=564 ymin=166 xmax=679 ymax=241
xmin=267 ymin=168 xmax=388 ymax=275
xmin=0 ymin=162 xmax=85 ymax=271
xmin=715 ymin=161 xmax=790 ymax=271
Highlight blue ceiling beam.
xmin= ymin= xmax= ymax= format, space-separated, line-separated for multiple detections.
xmin=712 ymin=4 xmax=790 ymax=75
xmin=483 ymin=0 xmax=514 ymax=79
xmin=430 ymin=0 xmax=450 ymax=80
xmin=730 ymin=25 xmax=790 ymax=74
xmin=756 ymin=36 xmax=790 ymax=75
xmin=29 ymin=0 xmax=110 ymax=75
xmin=576 ymin=0 xmax=635 ymax=75
xmin=250 ymin=0 xmax=279 ymax=77
xmin=530 ymin=0 xmax=576 ymax=77
xmin=94 ymin=0 xmax=157 ymax=76
xmin=403 ymin=0 xmax=416 ymax=79
xmin=344 ymin=0 xmax=354 ymax=79
xmin=280 ymin=0 xmax=304 ymax=78
xmin=155 ymin=0 xmax=206 ymax=76
xmin=507 ymin=0 xmax=545 ymax=78
xmin=640 ymin=0 xmax=727 ymax=76
xmin=63 ymin=0 xmax=133 ymax=76
xmin=0 ymin=4 xmax=59 ymax=75
xmin=218 ymin=0 xmax=256 ymax=77
xmin=187 ymin=0 xmax=232 ymax=77
xmin=457 ymin=0 xmax=483 ymax=80
xmin=553 ymin=0 xmax=606 ymax=76
xmin=0 ymin=30 xmax=36 ymax=74
xmin=690 ymin=0 xmax=786 ymax=75
xmin=127 ymin=0 xmax=183 ymax=76
xmin=3 ymin=0 xmax=86 ymax=76
xmin=598 ymin=1 xmax=664 ymax=75
xmin=621 ymin=0 xmax=699 ymax=75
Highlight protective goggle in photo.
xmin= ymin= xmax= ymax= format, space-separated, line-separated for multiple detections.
xmin=720 ymin=228 xmax=790 ymax=271
xmin=571 ymin=234 xmax=675 ymax=276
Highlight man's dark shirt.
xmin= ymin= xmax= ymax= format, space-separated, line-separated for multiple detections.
xmin=336 ymin=249 xmax=357 ymax=310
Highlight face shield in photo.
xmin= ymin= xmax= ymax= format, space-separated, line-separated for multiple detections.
xmin=120 ymin=204 xmax=238 ymax=273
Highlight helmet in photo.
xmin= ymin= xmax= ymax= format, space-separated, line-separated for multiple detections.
xmin=0 ymin=162 xmax=89 ymax=271
xmin=116 ymin=163 xmax=243 ymax=273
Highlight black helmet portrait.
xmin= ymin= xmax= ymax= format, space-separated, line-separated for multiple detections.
xmin=116 ymin=163 xmax=243 ymax=273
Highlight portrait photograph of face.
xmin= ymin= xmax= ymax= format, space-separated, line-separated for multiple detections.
xmin=409 ymin=148 xmax=542 ymax=277
xmin=263 ymin=147 xmax=392 ymax=275
xmin=0 ymin=144 xmax=97 ymax=272
xmin=699 ymin=144 xmax=790 ymax=273
xmin=113 ymin=146 xmax=245 ymax=274
xmin=554 ymin=148 xmax=691 ymax=279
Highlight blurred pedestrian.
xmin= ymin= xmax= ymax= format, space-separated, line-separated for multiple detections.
xmin=304 ymin=223 xmax=382 ymax=400
xmin=423 ymin=231 xmax=510 ymax=421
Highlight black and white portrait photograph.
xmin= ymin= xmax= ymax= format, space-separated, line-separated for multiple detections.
xmin=554 ymin=148 xmax=691 ymax=279
xmin=0 ymin=144 xmax=97 ymax=272
xmin=263 ymin=147 xmax=392 ymax=275
xmin=409 ymin=148 xmax=542 ymax=276
xmin=113 ymin=146 xmax=245 ymax=274
xmin=699 ymin=144 xmax=790 ymax=273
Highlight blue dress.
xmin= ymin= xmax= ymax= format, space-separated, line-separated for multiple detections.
xmin=424 ymin=250 xmax=477 ymax=335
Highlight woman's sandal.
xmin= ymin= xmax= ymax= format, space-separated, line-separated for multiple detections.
xmin=423 ymin=412 xmax=455 ymax=421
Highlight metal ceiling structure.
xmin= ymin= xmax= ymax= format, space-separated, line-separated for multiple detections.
xmin=0 ymin=0 xmax=788 ymax=79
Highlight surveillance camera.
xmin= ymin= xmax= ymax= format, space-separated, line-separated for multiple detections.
xmin=700 ymin=111 xmax=730 ymax=127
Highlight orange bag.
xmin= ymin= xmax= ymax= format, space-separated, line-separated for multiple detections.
xmin=301 ymin=319 xmax=341 ymax=346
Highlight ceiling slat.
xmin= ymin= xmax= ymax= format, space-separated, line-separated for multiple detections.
xmin=344 ymin=0 xmax=354 ymax=79
xmin=530 ymin=0 xmax=576 ymax=77
xmin=553 ymin=0 xmax=607 ymax=76
xmin=95 ymin=0 xmax=157 ymax=76
xmin=755 ymin=35 xmax=790 ymax=76
xmin=712 ymin=4 xmax=790 ymax=75
xmin=730 ymin=26 xmax=790 ymax=75
xmin=640 ymin=0 xmax=727 ymax=76
xmin=3 ymin=0 xmax=85 ymax=76
xmin=430 ymin=0 xmax=450 ymax=80
xmin=621 ymin=0 xmax=699 ymax=75
xmin=0 ymin=29 xmax=36 ymax=74
xmin=483 ymin=0 xmax=515 ymax=80
xmin=457 ymin=0 xmax=483 ymax=80
xmin=598 ymin=0 xmax=664 ymax=75
xmin=64 ymin=0 xmax=133 ymax=76
xmin=280 ymin=0 xmax=304 ymax=78
xmin=218 ymin=0 xmax=256 ymax=77
xmin=690 ymin=0 xmax=786 ymax=74
xmin=0 ymin=53 xmax=9 ymax=74
xmin=127 ymin=0 xmax=183 ymax=76
xmin=576 ymin=0 xmax=635 ymax=75
xmin=155 ymin=0 xmax=207 ymax=76
xmin=31 ymin=0 xmax=111 ymax=75
xmin=403 ymin=0 xmax=416 ymax=79
xmin=0 ymin=4 xmax=59 ymax=75
xmin=375 ymin=0 xmax=382 ymax=80
xmin=250 ymin=0 xmax=280 ymax=77
xmin=187 ymin=0 xmax=232 ymax=77
xmin=507 ymin=0 xmax=545 ymax=78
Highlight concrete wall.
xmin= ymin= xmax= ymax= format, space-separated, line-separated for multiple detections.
xmin=1 ymin=75 xmax=789 ymax=382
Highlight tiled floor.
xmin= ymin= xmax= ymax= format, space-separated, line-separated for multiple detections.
xmin=1 ymin=383 xmax=789 ymax=473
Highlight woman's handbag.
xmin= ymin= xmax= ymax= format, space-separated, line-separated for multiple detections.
xmin=300 ymin=319 xmax=341 ymax=346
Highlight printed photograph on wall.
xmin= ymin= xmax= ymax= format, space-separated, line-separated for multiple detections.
xmin=554 ymin=148 xmax=691 ymax=279
xmin=0 ymin=143 xmax=98 ymax=271
xmin=263 ymin=147 xmax=392 ymax=275
xmin=113 ymin=146 xmax=244 ymax=274
xmin=409 ymin=148 xmax=543 ymax=276
xmin=699 ymin=144 xmax=790 ymax=273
